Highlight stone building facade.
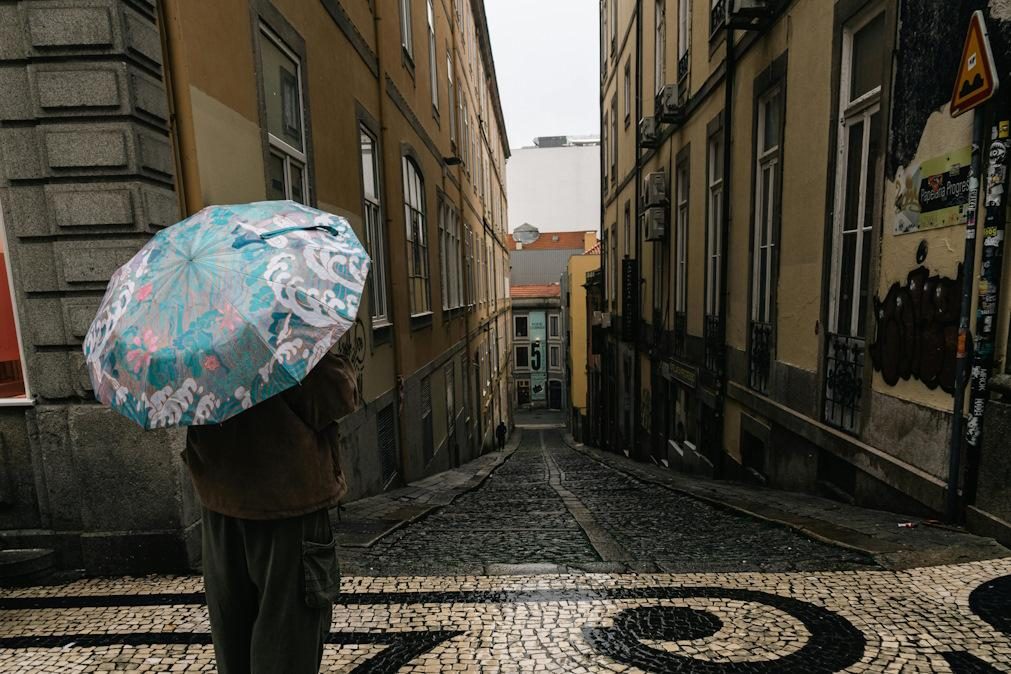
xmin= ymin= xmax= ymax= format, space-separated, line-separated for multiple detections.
xmin=598 ymin=0 xmax=1011 ymax=543
xmin=0 ymin=0 xmax=512 ymax=574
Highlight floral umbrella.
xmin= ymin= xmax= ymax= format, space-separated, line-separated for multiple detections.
xmin=83 ymin=200 xmax=370 ymax=429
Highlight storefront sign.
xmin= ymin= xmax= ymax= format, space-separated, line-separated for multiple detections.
xmin=894 ymin=146 xmax=973 ymax=234
xmin=661 ymin=359 xmax=698 ymax=389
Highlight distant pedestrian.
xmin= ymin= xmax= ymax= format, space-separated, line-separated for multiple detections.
xmin=185 ymin=351 xmax=360 ymax=674
xmin=496 ymin=420 xmax=508 ymax=450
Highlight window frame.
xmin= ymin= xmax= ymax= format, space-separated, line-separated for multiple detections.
xmin=515 ymin=345 xmax=530 ymax=369
xmin=403 ymin=154 xmax=432 ymax=317
xmin=675 ymin=149 xmax=690 ymax=314
xmin=549 ymin=314 xmax=560 ymax=338
xmin=624 ymin=60 xmax=632 ymax=126
xmin=259 ymin=23 xmax=309 ymax=205
xmin=448 ymin=50 xmax=456 ymax=147
xmin=751 ymin=85 xmax=782 ymax=325
xmin=827 ymin=7 xmax=885 ymax=339
xmin=399 ymin=0 xmax=414 ymax=61
xmin=427 ymin=0 xmax=439 ymax=116
xmin=549 ymin=345 xmax=560 ymax=370
xmin=705 ymin=122 xmax=724 ymax=317
xmin=359 ymin=122 xmax=390 ymax=327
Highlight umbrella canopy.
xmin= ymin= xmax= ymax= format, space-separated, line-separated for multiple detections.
xmin=83 ymin=200 xmax=370 ymax=429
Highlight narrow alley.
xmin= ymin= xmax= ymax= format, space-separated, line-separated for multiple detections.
xmin=2 ymin=418 xmax=1010 ymax=672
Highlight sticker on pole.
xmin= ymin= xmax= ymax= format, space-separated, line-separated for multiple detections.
xmin=950 ymin=10 xmax=999 ymax=117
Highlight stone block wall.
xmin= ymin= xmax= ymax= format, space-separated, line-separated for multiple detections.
xmin=0 ymin=0 xmax=197 ymax=574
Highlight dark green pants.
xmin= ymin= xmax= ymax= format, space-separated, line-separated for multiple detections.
xmin=201 ymin=507 xmax=339 ymax=674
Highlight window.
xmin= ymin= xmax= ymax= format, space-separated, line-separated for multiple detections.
xmin=829 ymin=10 xmax=885 ymax=340
xmin=360 ymin=126 xmax=389 ymax=325
xmin=399 ymin=0 xmax=413 ymax=60
xmin=611 ymin=0 xmax=618 ymax=51
xmin=515 ymin=316 xmax=528 ymax=337
xmin=261 ymin=27 xmax=307 ymax=204
xmin=445 ymin=362 xmax=456 ymax=432
xmin=448 ymin=52 xmax=456 ymax=145
xmin=440 ymin=200 xmax=463 ymax=310
xmin=428 ymin=0 xmax=438 ymax=113
xmin=705 ymin=130 xmax=723 ymax=316
xmin=462 ymin=99 xmax=470 ymax=171
xmin=602 ymin=0 xmax=610 ymax=68
xmin=0 ymin=214 xmax=27 ymax=400
xmin=752 ymin=87 xmax=782 ymax=326
xmin=623 ymin=201 xmax=631 ymax=257
xmin=655 ymin=0 xmax=667 ymax=95
xmin=403 ymin=157 xmax=431 ymax=315
xmin=465 ymin=224 xmax=475 ymax=306
xmin=677 ymin=0 xmax=690 ymax=80
xmin=516 ymin=346 xmax=530 ymax=369
xmin=549 ymin=314 xmax=559 ymax=338
xmin=602 ymin=111 xmax=609 ymax=188
xmin=610 ymin=96 xmax=618 ymax=183
xmin=675 ymin=159 xmax=689 ymax=314
xmin=518 ymin=378 xmax=531 ymax=405
xmin=549 ymin=345 xmax=560 ymax=369
xmin=624 ymin=60 xmax=631 ymax=125
xmin=710 ymin=0 xmax=725 ymax=35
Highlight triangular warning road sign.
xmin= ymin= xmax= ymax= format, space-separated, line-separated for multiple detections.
xmin=951 ymin=10 xmax=999 ymax=117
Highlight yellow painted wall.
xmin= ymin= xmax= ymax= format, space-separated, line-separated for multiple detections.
xmin=567 ymin=254 xmax=601 ymax=414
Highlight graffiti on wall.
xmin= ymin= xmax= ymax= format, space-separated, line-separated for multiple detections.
xmin=335 ymin=317 xmax=367 ymax=392
xmin=869 ymin=264 xmax=967 ymax=393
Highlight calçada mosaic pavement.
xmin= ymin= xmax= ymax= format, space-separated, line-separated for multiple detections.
xmin=1 ymin=426 xmax=1010 ymax=673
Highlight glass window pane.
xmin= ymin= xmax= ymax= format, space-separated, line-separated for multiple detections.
xmin=289 ymin=161 xmax=305 ymax=204
xmin=261 ymin=33 xmax=303 ymax=151
xmin=763 ymin=93 xmax=781 ymax=149
xmin=843 ymin=120 xmax=865 ymax=232
xmin=267 ymin=152 xmax=286 ymax=200
xmin=361 ymin=131 xmax=377 ymax=202
xmin=863 ymin=111 xmax=882 ymax=232
xmin=850 ymin=13 xmax=884 ymax=101
xmin=838 ymin=231 xmax=858 ymax=335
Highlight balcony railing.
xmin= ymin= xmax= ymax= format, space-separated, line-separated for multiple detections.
xmin=674 ymin=311 xmax=687 ymax=357
xmin=823 ymin=333 xmax=865 ymax=433
xmin=749 ymin=321 xmax=772 ymax=393
xmin=710 ymin=0 xmax=726 ymax=35
xmin=704 ymin=314 xmax=723 ymax=373
xmin=677 ymin=52 xmax=689 ymax=83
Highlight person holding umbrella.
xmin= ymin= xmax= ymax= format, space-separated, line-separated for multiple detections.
xmin=83 ymin=201 xmax=371 ymax=673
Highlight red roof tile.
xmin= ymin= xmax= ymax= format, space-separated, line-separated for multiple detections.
xmin=509 ymin=231 xmax=597 ymax=251
xmin=510 ymin=284 xmax=561 ymax=299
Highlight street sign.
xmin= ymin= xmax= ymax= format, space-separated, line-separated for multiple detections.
xmin=950 ymin=10 xmax=999 ymax=117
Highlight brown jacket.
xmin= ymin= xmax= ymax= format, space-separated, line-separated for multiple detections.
xmin=185 ymin=351 xmax=360 ymax=520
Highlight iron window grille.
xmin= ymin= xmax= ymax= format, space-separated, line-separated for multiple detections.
xmin=823 ymin=333 xmax=865 ymax=433
xmin=749 ymin=320 xmax=772 ymax=393
xmin=710 ymin=0 xmax=726 ymax=36
xmin=704 ymin=314 xmax=723 ymax=373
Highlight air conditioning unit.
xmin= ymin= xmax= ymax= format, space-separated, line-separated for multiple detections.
xmin=642 ymin=171 xmax=668 ymax=209
xmin=727 ymin=0 xmax=774 ymax=29
xmin=639 ymin=117 xmax=661 ymax=149
xmin=641 ymin=206 xmax=667 ymax=241
xmin=657 ymin=83 xmax=685 ymax=126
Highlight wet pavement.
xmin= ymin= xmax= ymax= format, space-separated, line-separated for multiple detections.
xmin=2 ymin=423 xmax=1011 ymax=672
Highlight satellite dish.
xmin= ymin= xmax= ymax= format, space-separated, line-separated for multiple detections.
xmin=513 ymin=223 xmax=540 ymax=245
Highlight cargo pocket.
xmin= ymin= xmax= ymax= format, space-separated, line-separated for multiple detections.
xmin=302 ymin=531 xmax=340 ymax=609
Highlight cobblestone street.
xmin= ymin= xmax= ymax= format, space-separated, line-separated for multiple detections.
xmin=2 ymin=424 xmax=1010 ymax=672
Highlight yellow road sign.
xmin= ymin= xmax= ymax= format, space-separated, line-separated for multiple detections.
xmin=951 ymin=10 xmax=999 ymax=117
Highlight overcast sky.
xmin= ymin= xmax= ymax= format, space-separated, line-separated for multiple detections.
xmin=485 ymin=0 xmax=600 ymax=150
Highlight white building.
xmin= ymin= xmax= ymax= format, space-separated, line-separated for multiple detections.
xmin=507 ymin=136 xmax=601 ymax=233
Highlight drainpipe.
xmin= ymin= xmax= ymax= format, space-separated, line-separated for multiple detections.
xmin=717 ymin=22 xmax=736 ymax=475
xmin=946 ymin=109 xmax=985 ymax=523
xmin=633 ymin=0 xmax=643 ymax=459
xmin=371 ymin=6 xmax=409 ymax=481
xmin=964 ymin=109 xmax=1011 ymax=507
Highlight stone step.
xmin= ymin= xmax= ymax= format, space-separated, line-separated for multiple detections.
xmin=0 ymin=548 xmax=56 ymax=587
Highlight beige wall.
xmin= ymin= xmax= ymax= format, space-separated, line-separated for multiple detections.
xmin=567 ymin=254 xmax=600 ymax=413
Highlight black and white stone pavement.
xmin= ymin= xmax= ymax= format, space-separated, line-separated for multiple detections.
xmin=2 ymin=421 xmax=1010 ymax=672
